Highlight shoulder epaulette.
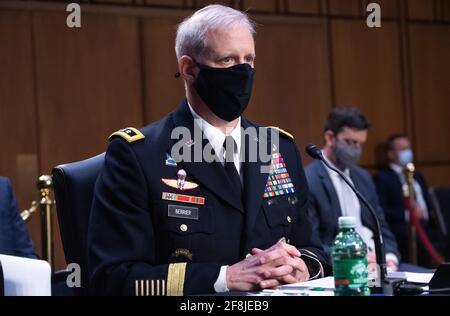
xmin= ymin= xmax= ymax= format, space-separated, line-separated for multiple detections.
xmin=266 ymin=126 xmax=294 ymax=141
xmin=108 ymin=127 xmax=145 ymax=143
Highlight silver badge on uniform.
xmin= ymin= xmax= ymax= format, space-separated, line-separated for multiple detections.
xmin=165 ymin=153 xmax=178 ymax=167
xmin=177 ymin=169 xmax=187 ymax=190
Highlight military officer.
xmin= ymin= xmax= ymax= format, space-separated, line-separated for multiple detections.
xmin=88 ymin=4 xmax=330 ymax=296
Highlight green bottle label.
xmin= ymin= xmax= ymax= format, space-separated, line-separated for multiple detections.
xmin=333 ymin=258 xmax=368 ymax=288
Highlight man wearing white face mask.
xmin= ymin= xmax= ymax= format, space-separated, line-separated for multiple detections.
xmin=375 ymin=134 xmax=439 ymax=267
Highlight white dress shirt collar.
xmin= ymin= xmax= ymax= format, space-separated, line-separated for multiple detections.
xmin=390 ymin=163 xmax=404 ymax=175
xmin=187 ymin=102 xmax=242 ymax=173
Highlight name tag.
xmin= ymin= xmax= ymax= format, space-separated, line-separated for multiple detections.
xmin=168 ymin=204 xmax=199 ymax=220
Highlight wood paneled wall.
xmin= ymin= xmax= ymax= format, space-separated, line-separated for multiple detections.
xmin=1 ymin=0 xmax=449 ymax=270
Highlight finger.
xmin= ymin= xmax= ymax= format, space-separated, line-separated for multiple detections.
xmin=294 ymin=257 xmax=309 ymax=273
xmin=279 ymin=274 xmax=298 ymax=284
xmin=258 ymin=243 xmax=279 ymax=254
xmin=259 ymin=248 xmax=288 ymax=265
xmin=280 ymin=270 xmax=308 ymax=284
xmin=387 ymin=260 xmax=398 ymax=272
xmin=367 ymin=263 xmax=378 ymax=272
xmin=277 ymin=242 xmax=301 ymax=258
xmin=244 ymin=254 xmax=267 ymax=268
xmin=259 ymin=279 xmax=281 ymax=289
xmin=264 ymin=242 xmax=301 ymax=259
xmin=299 ymin=269 xmax=310 ymax=282
xmin=263 ymin=264 xmax=294 ymax=278
xmin=244 ymin=274 xmax=263 ymax=285
xmin=269 ymin=255 xmax=308 ymax=274
xmin=259 ymin=244 xmax=304 ymax=267
xmin=251 ymin=248 xmax=264 ymax=255
xmin=366 ymin=252 xmax=376 ymax=263
xmin=285 ymin=257 xmax=306 ymax=273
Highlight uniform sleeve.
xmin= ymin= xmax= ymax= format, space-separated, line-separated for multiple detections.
xmin=290 ymin=145 xmax=332 ymax=277
xmin=6 ymin=179 xmax=37 ymax=259
xmin=88 ymin=139 xmax=221 ymax=296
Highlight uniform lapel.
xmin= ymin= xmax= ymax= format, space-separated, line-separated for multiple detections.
xmin=241 ymin=118 xmax=271 ymax=233
xmin=349 ymin=168 xmax=371 ymax=227
xmin=317 ymin=161 xmax=342 ymax=225
xmin=170 ymin=100 xmax=244 ymax=213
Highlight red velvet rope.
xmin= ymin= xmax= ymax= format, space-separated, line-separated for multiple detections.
xmin=404 ymin=197 xmax=444 ymax=265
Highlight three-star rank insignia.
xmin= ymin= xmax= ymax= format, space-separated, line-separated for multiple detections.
xmin=263 ymin=152 xmax=296 ymax=199
xmin=109 ymin=127 xmax=145 ymax=143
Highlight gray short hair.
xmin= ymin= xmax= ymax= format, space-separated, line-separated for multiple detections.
xmin=175 ymin=4 xmax=256 ymax=60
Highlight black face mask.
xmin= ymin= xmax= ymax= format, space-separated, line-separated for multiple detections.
xmin=193 ymin=61 xmax=255 ymax=122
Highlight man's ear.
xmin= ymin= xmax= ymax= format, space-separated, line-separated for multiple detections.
xmin=324 ymin=130 xmax=335 ymax=146
xmin=178 ymin=56 xmax=197 ymax=83
xmin=387 ymin=149 xmax=396 ymax=163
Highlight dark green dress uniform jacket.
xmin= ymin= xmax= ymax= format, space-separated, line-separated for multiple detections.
xmin=88 ymin=100 xmax=331 ymax=296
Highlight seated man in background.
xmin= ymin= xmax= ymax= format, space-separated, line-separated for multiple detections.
xmin=0 ymin=176 xmax=37 ymax=259
xmin=374 ymin=134 xmax=443 ymax=267
xmin=305 ymin=107 xmax=403 ymax=272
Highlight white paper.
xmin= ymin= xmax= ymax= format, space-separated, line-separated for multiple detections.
xmin=276 ymin=270 xmax=434 ymax=295
xmin=249 ymin=269 xmax=436 ymax=296
xmin=281 ymin=276 xmax=336 ymax=290
xmin=0 ymin=254 xmax=51 ymax=296
xmin=255 ymin=288 xmax=334 ymax=296
xmin=387 ymin=271 xmax=434 ymax=284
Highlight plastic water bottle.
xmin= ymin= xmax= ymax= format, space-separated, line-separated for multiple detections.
xmin=332 ymin=216 xmax=370 ymax=296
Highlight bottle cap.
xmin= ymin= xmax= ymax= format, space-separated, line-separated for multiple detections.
xmin=338 ymin=216 xmax=356 ymax=228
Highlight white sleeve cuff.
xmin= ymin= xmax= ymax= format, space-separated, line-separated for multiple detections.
xmin=386 ymin=253 xmax=399 ymax=265
xmin=214 ymin=265 xmax=229 ymax=293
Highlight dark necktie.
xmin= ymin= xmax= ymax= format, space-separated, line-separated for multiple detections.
xmin=223 ymin=136 xmax=243 ymax=195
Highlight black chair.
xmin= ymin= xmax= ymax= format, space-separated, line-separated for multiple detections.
xmin=0 ymin=260 xmax=4 ymax=296
xmin=52 ymin=153 xmax=105 ymax=295
xmin=429 ymin=187 xmax=450 ymax=261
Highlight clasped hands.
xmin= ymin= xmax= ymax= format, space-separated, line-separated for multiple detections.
xmin=226 ymin=241 xmax=310 ymax=291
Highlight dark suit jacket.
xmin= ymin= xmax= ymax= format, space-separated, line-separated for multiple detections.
xmin=374 ymin=167 xmax=433 ymax=258
xmin=88 ymin=100 xmax=331 ymax=296
xmin=0 ymin=176 xmax=37 ymax=259
xmin=305 ymin=160 xmax=399 ymax=258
